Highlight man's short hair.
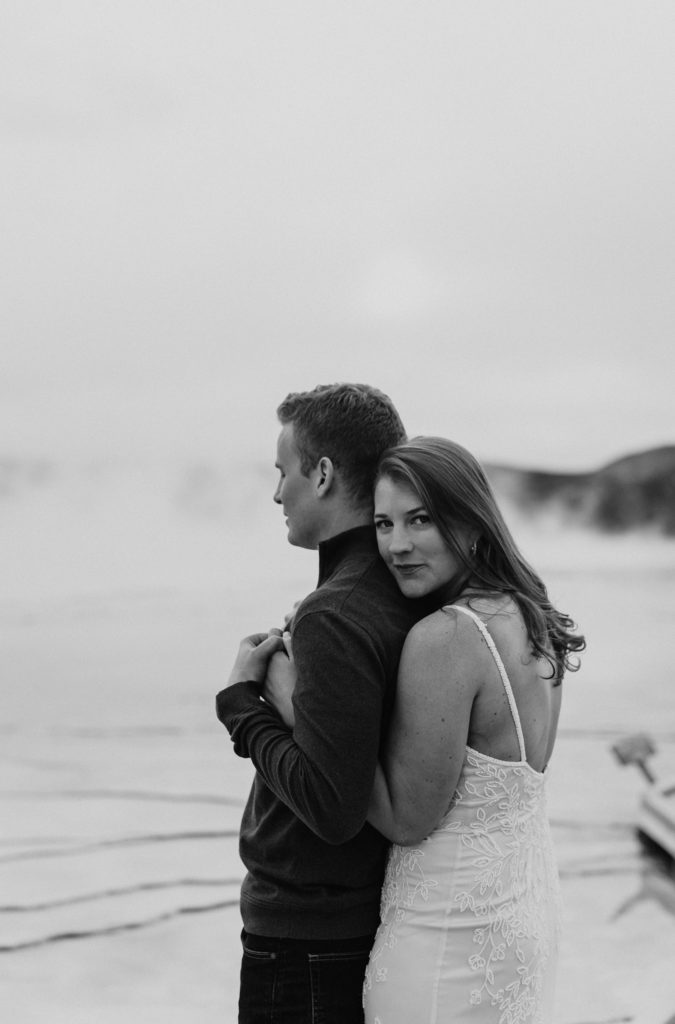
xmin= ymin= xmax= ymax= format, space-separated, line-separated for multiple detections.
xmin=277 ymin=383 xmax=406 ymax=508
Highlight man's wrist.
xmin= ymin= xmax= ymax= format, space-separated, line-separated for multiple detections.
xmin=216 ymin=679 xmax=262 ymax=723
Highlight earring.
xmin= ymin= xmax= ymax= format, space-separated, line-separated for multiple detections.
xmin=470 ymin=539 xmax=478 ymax=557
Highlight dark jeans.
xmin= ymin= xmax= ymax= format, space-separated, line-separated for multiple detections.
xmin=238 ymin=929 xmax=375 ymax=1024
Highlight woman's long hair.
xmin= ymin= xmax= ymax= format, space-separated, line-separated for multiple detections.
xmin=376 ymin=436 xmax=585 ymax=682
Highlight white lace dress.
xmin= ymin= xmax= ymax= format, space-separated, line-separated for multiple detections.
xmin=363 ymin=606 xmax=562 ymax=1024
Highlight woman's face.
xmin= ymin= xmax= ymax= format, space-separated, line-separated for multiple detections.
xmin=373 ymin=476 xmax=472 ymax=599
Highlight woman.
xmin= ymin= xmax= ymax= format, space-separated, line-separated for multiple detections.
xmin=263 ymin=436 xmax=584 ymax=1022
xmin=362 ymin=436 xmax=584 ymax=1023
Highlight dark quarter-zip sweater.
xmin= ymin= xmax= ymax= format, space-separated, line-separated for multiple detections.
xmin=216 ymin=525 xmax=429 ymax=939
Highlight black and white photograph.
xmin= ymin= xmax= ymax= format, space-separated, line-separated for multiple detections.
xmin=2 ymin=3 xmax=674 ymax=1022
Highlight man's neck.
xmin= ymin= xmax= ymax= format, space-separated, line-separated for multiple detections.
xmin=315 ymin=508 xmax=372 ymax=547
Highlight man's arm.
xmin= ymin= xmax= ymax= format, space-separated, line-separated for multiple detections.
xmin=216 ymin=609 xmax=388 ymax=845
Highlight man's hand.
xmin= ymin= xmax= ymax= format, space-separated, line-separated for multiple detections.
xmin=226 ymin=631 xmax=285 ymax=687
xmin=262 ymin=634 xmax=296 ymax=728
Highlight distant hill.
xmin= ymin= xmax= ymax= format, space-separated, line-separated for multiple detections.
xmin=486 ymin=446 xmax=675 ymax=536
xmin=1 ymin=446 xmax=674 ymax=536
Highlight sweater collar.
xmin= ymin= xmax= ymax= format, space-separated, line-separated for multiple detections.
xmin=317 ymin=524 xmax=378 ymax=582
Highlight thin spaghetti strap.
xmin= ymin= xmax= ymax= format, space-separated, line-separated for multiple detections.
xmin=444 ymin=604 xmax=528 ymax=763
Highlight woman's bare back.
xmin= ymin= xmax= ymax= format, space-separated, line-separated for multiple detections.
xmin=449 ymin=594 xmax=562 ymax=773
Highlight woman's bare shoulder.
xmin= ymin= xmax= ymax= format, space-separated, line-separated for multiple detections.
xmin=404 ymin=605 xmax=484 ymax=659
xmin=456 ymin=591 xmax=519 ymax=617
xmin=452 ymin=593 xmax=525 ymax=637
xmin=452 ymin=592 xmax=538 ymax=670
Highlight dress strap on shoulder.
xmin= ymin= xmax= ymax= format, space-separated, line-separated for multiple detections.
xmin=444 ymin=604 xmax=528 ymax=763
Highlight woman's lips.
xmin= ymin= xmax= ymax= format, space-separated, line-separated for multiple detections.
xmin=393 ymin=564 xmax=424 ymax=576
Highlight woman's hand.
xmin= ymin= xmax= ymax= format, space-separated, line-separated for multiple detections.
xmin=262 ymin=633 xmax=297 ymax=728
xmin=226 ymin=630 xmax=285 ymax=687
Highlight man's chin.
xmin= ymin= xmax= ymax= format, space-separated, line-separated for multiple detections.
xmin=286 ymin=529 xmax=318 ymax=551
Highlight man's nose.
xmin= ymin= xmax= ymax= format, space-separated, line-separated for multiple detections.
xmin=273 ymin=482 xmax=282 ymax=504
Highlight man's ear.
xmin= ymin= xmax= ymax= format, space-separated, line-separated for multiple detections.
xmin=315 ymin=457 xmax=335 ymax=498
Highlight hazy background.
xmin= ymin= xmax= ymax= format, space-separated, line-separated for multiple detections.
xmin=3 ymin=6 xmax=675 ymax=1022
xmin=2 ymin=0 xmax=674 ymax=471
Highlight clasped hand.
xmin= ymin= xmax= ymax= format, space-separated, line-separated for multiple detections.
xmin=227 ymin=629 xmax=297 ymax=729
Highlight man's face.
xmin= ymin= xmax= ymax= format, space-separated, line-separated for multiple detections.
xmin=273 ymin=424 xmax=322 ymax=549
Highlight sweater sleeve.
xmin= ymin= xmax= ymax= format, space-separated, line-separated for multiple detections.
xmin=215 ymin=608 xmax=387 ymax=845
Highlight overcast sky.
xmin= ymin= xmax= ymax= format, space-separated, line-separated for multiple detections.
xmin=2 ymin=1 xmax=674 ymax=470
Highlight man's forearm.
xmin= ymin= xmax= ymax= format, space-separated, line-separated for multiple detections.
xmin=216 ymin=681 xmax=374 ymax=844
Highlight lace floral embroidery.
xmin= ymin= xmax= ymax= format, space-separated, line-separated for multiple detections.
xmin=442 ymin=751 xmax=562 ymax=1022
xmin=363 ymin=845 xmax=438 ymax=993
xmin=363 ymin=750 xmax=562 ymax=1024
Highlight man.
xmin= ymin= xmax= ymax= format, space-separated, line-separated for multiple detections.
xmin=216 ymin=383 xmax=430 ymax=1023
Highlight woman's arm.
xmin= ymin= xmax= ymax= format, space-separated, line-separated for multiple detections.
xmin=367 ymin=611 xmax=480 ymax=845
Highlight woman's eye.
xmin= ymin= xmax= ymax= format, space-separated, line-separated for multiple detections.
xmin=411 ymin=514 xmax=430 ymax=526
xmin=374 ymin=520 xmax=392 ymax=531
